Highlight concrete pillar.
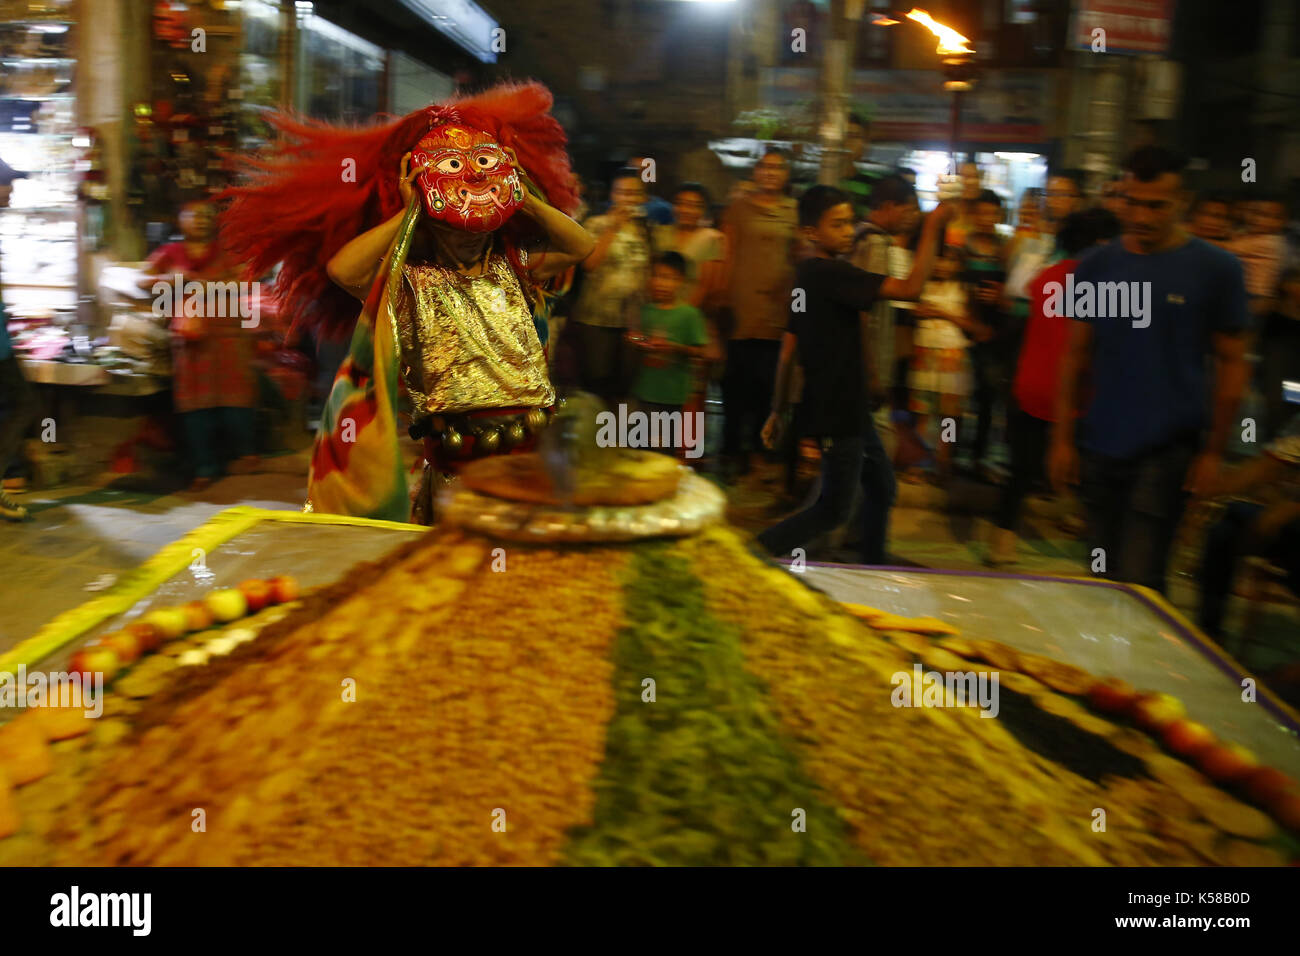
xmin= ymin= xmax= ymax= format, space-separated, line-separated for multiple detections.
xmin=817 ymin=0 xmax=865 ymax=185
xmin=1064 ymin=52 xmax=1129 ymax=187
xmin=77 ymin=0 xmax=150 ymax=263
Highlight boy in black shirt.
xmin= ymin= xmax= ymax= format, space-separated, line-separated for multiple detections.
xmin=759 ymin=183 xmax=953 ymax=563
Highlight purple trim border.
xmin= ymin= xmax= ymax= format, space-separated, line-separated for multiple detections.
xmin=776 ymin=558 xmax=1300 ymax=737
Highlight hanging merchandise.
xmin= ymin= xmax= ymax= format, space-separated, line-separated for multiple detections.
xmin=152 ymin=0 xmax=191 ymax=50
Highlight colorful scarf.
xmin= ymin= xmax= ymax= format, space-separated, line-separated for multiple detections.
xmin=306 ymin=196 xmax=422 ymax=522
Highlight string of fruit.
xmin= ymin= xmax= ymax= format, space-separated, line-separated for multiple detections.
xmin=839 ymin=595 xmax=1300 ymax=837
xmin=67 ymin=576 xmax=300 ymax=685
xmin=1085 ymin=678 xmax=1300 ymax=833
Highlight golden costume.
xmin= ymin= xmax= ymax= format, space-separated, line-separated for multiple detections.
xmin=396 ymin=252 xmax=555 ymax=419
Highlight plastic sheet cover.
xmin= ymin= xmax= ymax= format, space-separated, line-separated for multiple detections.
xmin=801 ymin=563 xmax=1300 ymax=776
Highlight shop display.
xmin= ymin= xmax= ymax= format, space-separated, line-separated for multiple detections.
xmin=0 ymin=14 xmax=77 ymax=313
xmin=236 ymin=0 xmax=284 ymax=153
xmin=0 ymin=455 xmax=1296 ymax=867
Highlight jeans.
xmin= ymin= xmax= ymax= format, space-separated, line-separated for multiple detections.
xmin=182 ymin=406 xmax=255 ymax=478
xmin=995 ymin=407 xmax=1051 ymax=531
xmin=758 ymin=415 xmax=897 ymax=564
xmin=577 ymin=323 xmax=627 ymax=403
xmin=1198 ymin=501 xmax=1300 ymax=638
xmin=722 ymin=338 xmax=780 ymax=460
xmin=969 ymin=343 xmax=1007 ymax=467
xmin=1080 ymin=434 xmax=1199 ymax=594
xmin=635 ymin=399 xmax=684 ymax=457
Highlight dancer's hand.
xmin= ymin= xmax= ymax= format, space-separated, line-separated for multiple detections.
xmin=399 ymin=152 xmax=428 ymax=206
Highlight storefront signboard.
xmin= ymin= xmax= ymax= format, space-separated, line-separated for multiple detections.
xmin=762 ymin=68 xmax=1055 ymax=146
xmin=1070 ymin=0 xmax=1175 ymax=56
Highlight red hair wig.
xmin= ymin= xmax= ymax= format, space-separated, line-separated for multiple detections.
xmin=218 ymin=81 xmax=579 ymax=339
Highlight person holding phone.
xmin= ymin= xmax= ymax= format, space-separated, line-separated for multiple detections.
xmin=575 ymin=168 xmax=653 ymax=401
xmin=962 ymin=189 xmax=1009 ymax=480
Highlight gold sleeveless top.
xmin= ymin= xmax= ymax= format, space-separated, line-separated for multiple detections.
xmin=395 ymin=252 xmax=555 ymax=417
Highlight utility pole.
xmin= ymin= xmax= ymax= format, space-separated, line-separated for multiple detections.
xmin=818 ymin=0 xmax=866 ymax=185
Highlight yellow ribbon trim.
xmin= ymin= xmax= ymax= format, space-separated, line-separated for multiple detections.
xmin=0 ymin=506 xmax=425 ymax=672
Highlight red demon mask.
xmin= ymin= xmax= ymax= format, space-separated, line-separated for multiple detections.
xmin=410 ymin=123 xmax=525 ymax=232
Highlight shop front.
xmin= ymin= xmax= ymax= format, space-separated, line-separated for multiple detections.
xmin=0 ymin=1 xmax=473 ymax=490
xmin=0 ymin=2 xmax=78 ymax=317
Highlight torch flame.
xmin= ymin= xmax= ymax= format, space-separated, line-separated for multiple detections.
xmin=905 ymin=8 xmax=974 ymax=56
xmin=871 ymin=14 xmax=900 ymax=25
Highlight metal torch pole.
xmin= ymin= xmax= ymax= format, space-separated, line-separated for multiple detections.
xmin=949 ymin=87 xmax=963 ymax=174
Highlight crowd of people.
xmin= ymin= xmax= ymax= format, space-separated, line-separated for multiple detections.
xmin=545 ymin=128 xmax=1298 ymax=651
xmin=2 ymin=100 xmax=1297 ymax=657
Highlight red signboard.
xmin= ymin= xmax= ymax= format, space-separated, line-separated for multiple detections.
xmin=1072 ymin=0 xmax=1175 ymax=55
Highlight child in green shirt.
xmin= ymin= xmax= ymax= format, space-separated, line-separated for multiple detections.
xmin=627 ymin=252 xmax=711 ymax=414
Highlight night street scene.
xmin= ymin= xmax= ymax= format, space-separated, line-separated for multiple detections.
xmin=1 ymin=0 xmax=1300 ymax=915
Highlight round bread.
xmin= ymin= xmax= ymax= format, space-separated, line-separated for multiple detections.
xmin=936 ymin=635 xmax=978 ymax=659
xmin=1218 ymin=839 xmax=1288 ymax=866
xmin=970 ymin=639 xmax=1022 ymax=672
xmin=883 ymin=630 xmax=932 ymax=658
xmin=0 ymin=775 xmax=18 ymax=839
xmin=0 ymin=715 xmax=52 ymax=786
xmin=461 ymin=450 xmax=680 ymax=506
xmin=996 ymin=671 xmax=1049 ymax=697
xmin=1018 ymin=653 xmax=1092 ymax=695
xmin=1180 ymin=784 xmax=1278 ymax=839
xmin=32 ymin=704 xmax=94 ymax=742
xmin=918 ymin=646 xmax=972 ymax=674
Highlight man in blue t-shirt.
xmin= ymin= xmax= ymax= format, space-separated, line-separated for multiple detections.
xmin=1049 ymin=146 xmax=1250 ymax=594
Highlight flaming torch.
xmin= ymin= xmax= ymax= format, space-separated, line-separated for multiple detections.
xmin=874 ymin=8 xmax=977 ymax=172
xmin=905 ymin=9 xmax=974 ymax=57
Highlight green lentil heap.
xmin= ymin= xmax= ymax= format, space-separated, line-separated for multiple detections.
xmin=561 ymin=544 xmax=864 ymax=866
